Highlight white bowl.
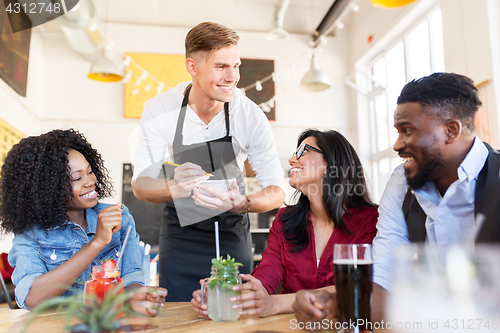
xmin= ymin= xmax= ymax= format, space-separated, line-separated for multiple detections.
xmin=198 ymin=180 xmax=231 ymax=197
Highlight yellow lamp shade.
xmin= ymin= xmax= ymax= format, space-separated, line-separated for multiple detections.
xmin=370 ymin=0 xmax=418 ymax=8
xmin=88 ymin=54 xmax=124 ymax=82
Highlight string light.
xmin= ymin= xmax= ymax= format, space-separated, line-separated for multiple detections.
xmin=255 ymin=81 xmax=263 ymax=91
xmin=122 ymin=71 xmax=132 ymax=83
xmin=82 ymin=0 xmax=360 ymax=114
xmin=81 ymin=17 xmax=319 ymax=114
xmin=259 ymin=103 xmax=271 ymax=112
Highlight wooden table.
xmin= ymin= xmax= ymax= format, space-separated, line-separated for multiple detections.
xmin=0 ymin=302 xmax=386 ymax=333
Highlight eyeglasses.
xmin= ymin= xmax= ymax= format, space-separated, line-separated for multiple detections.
xmin=293 ymin=144 xmax=323 ymax=159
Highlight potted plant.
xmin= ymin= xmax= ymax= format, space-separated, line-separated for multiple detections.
xmin=22 ymin=282 xmax=138 ymax=333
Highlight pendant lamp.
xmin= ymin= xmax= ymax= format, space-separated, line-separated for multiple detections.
xmin=370 ymin=0 xmax=418 ymax=8
xmin=88 ymin=52 xmax=124 ymax=82
xmin=300 ymin=55 xmax=331 ymax=92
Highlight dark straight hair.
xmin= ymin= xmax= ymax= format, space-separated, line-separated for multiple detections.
xmin=280 ymin=129 xmax=376 ymax=252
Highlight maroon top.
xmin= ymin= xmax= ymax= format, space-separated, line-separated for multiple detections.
xmin=252 ymin=206 xmax=379 ymax=295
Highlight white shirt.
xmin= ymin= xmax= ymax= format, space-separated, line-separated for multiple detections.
xmin=133 ymin=81 xmax=284 ymax=191
xmin=373 ymin=137 xmax=489 ymax=291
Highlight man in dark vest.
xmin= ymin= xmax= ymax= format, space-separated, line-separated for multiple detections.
xmin=292 ymin=72 xmax=500 ymax=324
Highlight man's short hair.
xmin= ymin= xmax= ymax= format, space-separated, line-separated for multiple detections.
xmin=397 ymin=72 xmax=482 ymax=133
xmin=185 ymin=22 xmax=239 ymax=60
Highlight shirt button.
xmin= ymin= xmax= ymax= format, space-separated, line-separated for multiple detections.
xmin=437 ymin=218 xmax=441 ymax=222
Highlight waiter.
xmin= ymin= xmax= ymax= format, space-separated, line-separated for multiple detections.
xmin=132 ymin=22 xmax=285 ymax=301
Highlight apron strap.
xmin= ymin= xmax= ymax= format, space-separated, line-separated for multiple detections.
xmin=173 ymin=85 xmax=192 ymax=143
xmin=223 ymin=102 xmax=230 ymax=137
xmin=173 ymin=85 xmax=230 ymax=148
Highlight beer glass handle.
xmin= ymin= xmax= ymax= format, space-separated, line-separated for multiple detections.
xmin=200 ymin=278 xmax=209 ymax=305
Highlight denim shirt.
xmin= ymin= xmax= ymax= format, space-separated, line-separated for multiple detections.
xmin=8 ymin=203 xmax=145 ymax=310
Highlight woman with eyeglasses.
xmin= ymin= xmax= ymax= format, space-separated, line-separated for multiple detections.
xmin=191 ymin=128 xmax=378 ymax=318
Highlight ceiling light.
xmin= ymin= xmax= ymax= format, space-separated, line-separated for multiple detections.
xmin=88 ymin=52 xmax=124 ymax=82
xmin=300 ymin=55 xmax=331 ymax=92
xmin=370 ymin=0 xmax=418 ymax=8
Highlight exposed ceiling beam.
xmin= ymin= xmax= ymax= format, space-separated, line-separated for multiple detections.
xmin=310 ymin=0 xmax=355 ymax=48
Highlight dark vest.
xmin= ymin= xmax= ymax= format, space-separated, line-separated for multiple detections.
xmin=403 ymin=142 xmax=500 ymax=243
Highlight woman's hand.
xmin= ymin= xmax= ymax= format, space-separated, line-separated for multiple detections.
xmin=191 ymin=286 xmax=209 ymax=318
xmin=231 ymin=274 xmax=276 ymax=317
xmin=92 ymin=203 xmax=122 ymax=248
xmin=130 ymin=287 xmax=167 ymax=317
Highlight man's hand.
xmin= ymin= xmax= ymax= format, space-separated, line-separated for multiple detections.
xmin=130 ymin=287 xmax=167 ymax=317
xmin=231 ymin=274 xmax=276 ymax=317
xmin=171 ymin=162 xmax=209 ymax=200
xmin=192 ymin=178 xmax=246 ymax=212
xmin=92 ymin=203 xmax=122 ymax=248
xmin=293 ymin=289 xmax=338 ymax=332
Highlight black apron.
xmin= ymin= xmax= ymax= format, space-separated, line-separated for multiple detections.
xmin=159 ymin=86 xmax=253 ymax=301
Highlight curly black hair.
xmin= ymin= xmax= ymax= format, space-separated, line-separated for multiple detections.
xmin=0 ymin=129 xmax=113 ymax=235
xmin=397 ymin=72 xmax=482 ymax=134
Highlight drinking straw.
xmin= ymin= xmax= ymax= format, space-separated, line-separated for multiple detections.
xmin=116 ymin=225 xmax=132 ymax=269
xmin=353 ymin=244 xmax=358 ymax=270
xmin=214 ymin=221 xmax=222 ymax=319
xmin=215 ymin=221 xmax=220 ymax=260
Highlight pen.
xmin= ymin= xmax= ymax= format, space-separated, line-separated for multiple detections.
xmin=164 ymin=161 xmax=213 ymax=177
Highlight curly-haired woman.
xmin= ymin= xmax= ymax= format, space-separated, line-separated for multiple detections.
xmin=0 ymin=129 xmax=166 ymax=314
xmin=191 ymin=129 xmax=378 ymax=317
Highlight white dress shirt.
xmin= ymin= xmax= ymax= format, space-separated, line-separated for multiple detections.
xmin=133 ymin=81 xmax=284 ymax=191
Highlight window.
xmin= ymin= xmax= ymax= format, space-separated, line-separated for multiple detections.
xmin=363 ymin=7 xmax=445 ymax=202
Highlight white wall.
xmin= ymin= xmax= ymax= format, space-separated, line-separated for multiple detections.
xmin=4 ymin=22 xmax=351 ymax=203
xmin=348 ymin=0 xmax=500 ymax=162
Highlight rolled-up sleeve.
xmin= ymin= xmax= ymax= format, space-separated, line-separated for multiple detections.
xmin=372 ymin=165 xmax=410 ymax=292
xmin=132 ymin=98 xmax=170 ymax=181
xmin=251 ymin=211 xmax=285 ymax=294
xmin=8 ymin=232 xmax=47 ymax=310
xmin=243 ymin=104 xmax=284 ymax=190
xmin=120 ymin=205 xmax=145 ymax=286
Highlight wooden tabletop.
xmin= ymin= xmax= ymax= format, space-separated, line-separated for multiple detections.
xmin=0 ymin=302 xmax=387 ymax=333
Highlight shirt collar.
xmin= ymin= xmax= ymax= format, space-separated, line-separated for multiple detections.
xmin=457 ymin=136 xmax=489 ymax=182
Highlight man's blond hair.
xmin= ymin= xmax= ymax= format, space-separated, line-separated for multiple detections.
xmin=185 ymin=22 xmax=239 ymax=60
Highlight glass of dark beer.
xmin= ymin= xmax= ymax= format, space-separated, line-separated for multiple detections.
xmin=334 ymin=244 xmax=373 ymax=333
